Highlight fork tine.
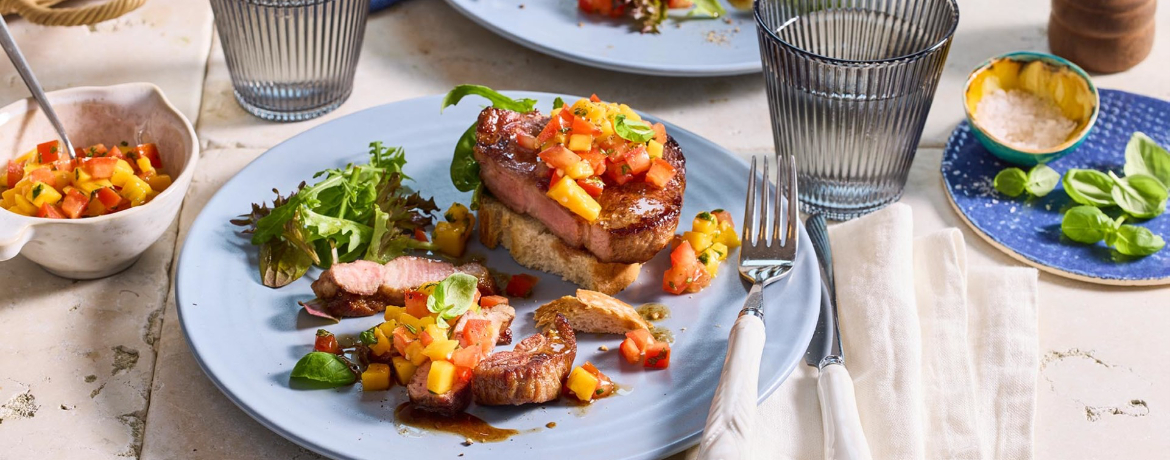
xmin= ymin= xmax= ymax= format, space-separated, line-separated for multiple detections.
xmin=772 ymin=152 xmax=785 ymax=245
xmin=759 ymin=155 xmax=770 ymax=245
xmin=786 ymin=154 xmax=799 ymax=245
xmin=743 ymin=156 xmax=757 ymax=246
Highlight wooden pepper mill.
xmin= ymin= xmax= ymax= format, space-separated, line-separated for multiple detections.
xmin=1048 ymin=0 xmax=1156 ymax=73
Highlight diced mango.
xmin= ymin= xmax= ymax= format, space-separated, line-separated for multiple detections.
xmin=120 ymin=175 xmax=152 ymax=206
xmin=384 ymin=305 xmax=406 ymax=322
xmin=698 ymin=248 xmax=721 ymax=276
xmin=683 ymin=231 xmax=713 ymax=253
xmin=405 ymin=340 xmax=427 ymax=366
xmin=135 ymin=157 xmax=155 ymax=176
xmin=11 ymin=193 xmax=36 ymax=215
xmin=568 ymin=134 xmax=592 ymax=152
xmin=618 ymin=104 xmax=641 ymax=122
xmin=1 ymin=188 xmax=18 ymax=208
xmin=422 ymin=339 xmax=458 ymax=362
xmin=73 ymin=167 xmax=92 ymax=185
xmin=391 ymin=356 xmax=417 ymax=385
xmin=692 ymin=212 xmax=718 ymax=234
xmin=564 ymin=160 xmax=594 ymax=180
xmin=715 ymin=221 xmax=741 ymax=248
xmin=146 ymin=173 xmax=172 ymax=192
xmin=77 ymin=179 xmax=114 ymax=196
xmin=567 ymin=366 xmax=600 ymax=402
xmin=547 ymin=176 xmax=601 ymax=222
xmin=647 ymin=139 xmax=664 ymax=159
xmin=27 ymin=182 xmax=62 ymax=207
xmin=710 ymin=242 xmax=730 ymax=261
xmin=369 ymin=327 xmax=394 ymax=356
xmin=434 ymin=220 xmax=470 ymax=258
xmin=361 ymin=363 xmax=392 ymax=391
xmin=377 ymin=320 xmax=398 ymax=340
xmin=427 ymin=360 xmax=457 ymax=394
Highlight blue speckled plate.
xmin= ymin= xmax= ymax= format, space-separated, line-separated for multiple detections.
xmin=443 ymin=0 xmax=759 ymax=77
xmin=176 ymin=92 xmax=820 ymax=460
xmin=943 ymin=89 xmax=1170 ymax=286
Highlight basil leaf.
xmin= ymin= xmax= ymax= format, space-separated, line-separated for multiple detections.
xmin=1062 ymin=169 xmax=1115 ymax=207
xmin=258 ymin=238 xmax=313 ymax=288
xmin=1124 ymin=132 xmax=1170 ymax=187
xmin=426 ymin=273 xmax=480 ymax=323
xmin=441 ymin=85 xmax=538 ymax=114
xmin=688 ymin=0 xmax=726 ymax=18
xmin=993 ymin=167 xmax=1027 ymax=197
xmin=1061 ymin=206 xmax=1116 ymax=244
xmin=553 ymin=97 xmax=565 ymax=110
xmin=614 ymin=115 xmax=655 ymax=143
xmin=359 ymin=327 xmax=378 ymax=346
xmin=1109 ymin=171 xmax=1168 ymax=219
xmin=290 ymin=351 xmax=357 ymax=387
xmin=1025 ymin=164 xmax=1059 ymax=197
xmin=1111 ymin=224 xmax=1166 ymax=256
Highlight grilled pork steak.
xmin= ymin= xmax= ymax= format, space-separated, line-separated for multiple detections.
xmin=472 ymin=314 xmax=577 ymax=406
xmin=309 ymin=257 xmax=498 ymax=317
xmin=474 ymin=107 xmax=686 ymax=264
xmin=407 ymin=362 xmax=473 ymax=415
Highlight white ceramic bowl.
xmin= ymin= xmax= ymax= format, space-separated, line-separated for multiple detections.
xmin=0 ymin=83 xmax=198 ymax=279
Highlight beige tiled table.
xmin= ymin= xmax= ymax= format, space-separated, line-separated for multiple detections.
xmin=1 ymin=1 xmax=1168 ymax=459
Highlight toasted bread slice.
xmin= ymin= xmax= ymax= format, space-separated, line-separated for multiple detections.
xmin=478 ymin=195 xmax=640 ymax=295
xmin=534 ymin=289 xmax=650 ymax=334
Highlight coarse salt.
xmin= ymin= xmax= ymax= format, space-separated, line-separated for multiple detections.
xmin=975 ymin=89 xmax=1076 ymax=150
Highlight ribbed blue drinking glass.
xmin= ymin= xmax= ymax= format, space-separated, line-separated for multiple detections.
xmin=755 ymin=0 xmax=959 ymax=220
xmin=210 ymin=0 xmax=369 ymax=122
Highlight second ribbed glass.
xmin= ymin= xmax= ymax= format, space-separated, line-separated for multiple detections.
xmin=210 ymin=0 xmax=369 ymax=122
xmin=755 ymin=0 xmax=959 ymax=220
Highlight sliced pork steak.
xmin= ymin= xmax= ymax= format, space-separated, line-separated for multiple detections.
xmin=309 ymin=256 xmax=498 ymax=317
xmin=472 ymin=314 xmax=577 ymax=406
xmin=474 ymin=107 xmax=686 ymax=264
xmin=407 ymin=361 xmax=473 ymax=415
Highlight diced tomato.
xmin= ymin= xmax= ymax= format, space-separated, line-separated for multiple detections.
xmin=712 ymin=209 xmax=734 ymax=227
xmin=314 ymin=330 xmax=341 ymax=354
xmin=577 ymin=177 xmax=605 ymax=198
xmin=459 ymin=319 xmax=492 ymax=349
xmin=590 ymin=94 xmax=602 ymax=103
xmin=515 ymin=129 xmax=539 ymax=151
xmin=419 ymin=328 xmax=436 ymax=347
xmin=685 ymin=267 xmax=713 ymax=293
xmin=626 ymin=328 xmax=655 ymax=352
xmin=620 ymin=338 xmax=643 ymax=364
xmin=61 ymin=189 xmax=89 ymax=219
xmin=536 ymin=117 xmax=563 ymax=145
xmin=37 ymin=140 xmax=61 ymax=163
xmin=582 ymin=362 xmax=616 ymax=397
xmin=652 ymin=123 xmax=668 ymax=144
xmin=53 ymin=159 xmax=75 ymax=173
xmin=6 ymin=160 xmax=21 ymax=188
xmin=644 ymin=342 xmax=671 ymax=369
xmin=404 ymin=290 xmax=429 ymax=318
xmin=95 ymin=187 xmax=122 ymax=208
xmin=505 ymin=274 xmax=539 ymax=298
xmin=479 ymin=295 xmax=509 ymax=308
xmin=393 ymin=326 xmax=415 ymax=356
xmin=28 ymin=168 xmax=56 ymax=188
xmin=670 ymin=241 xmax=698 ymax=267
xmin=625 ymin=146 xmax=651 ymax=174
xmin=645 ymin=159 xmax=676 ymax=188
xmin=82 ymin=157 xmax=119 ymax=179
xmin=412 ymin=228 xmax=429 ymax=242
xmin=451 ymin=346 xmax=482 ymax=369
xmin=539 ymin=145 xmax=583 ymax=170
xmin=549 ymin=168 xmax=564 ymax=189
xmin=455 ymin=366 xmax=474 ymax=383
xmin=135 ymin=143 xmax=162 ymax=168
xmin=578 ymin=149 xmax=606 ymax=176
xmin=663 ymin=264 xmax=692 ymax=295
xmin=76 ymin=143 xmax=109 ymax=158
xmin=605 ymin=159 xmax=636 ymax=185
xmin=35 ymin=203 xmax=65 ymax=219
xmin=104 ymin=145 xmax=125 ymax=160
xmin=571 ymin=116 xmax=601 ymax=136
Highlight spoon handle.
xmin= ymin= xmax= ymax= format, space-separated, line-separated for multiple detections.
xmin=0 ymin=16 xmax=75 ymax=159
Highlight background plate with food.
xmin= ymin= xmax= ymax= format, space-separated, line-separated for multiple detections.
xmin=442 ymin=0 xmax=759 ymax=77
xmin=176 ymin=91 xmax=819 ymax=460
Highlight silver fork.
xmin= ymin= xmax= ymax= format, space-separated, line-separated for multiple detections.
xmin=698 ymin=153 xmax=799 ymax=460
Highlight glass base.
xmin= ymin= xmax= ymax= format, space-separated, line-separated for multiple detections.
xmin=233 ymin=89 xmax=349 ymax=123
xmin=799 ymin=191 xmax=903 ymax=221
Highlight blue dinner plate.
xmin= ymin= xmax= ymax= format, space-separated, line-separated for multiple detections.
xmin=943 ymin=89 xmax=1170 ymax=286
xmin=443 ymin=0 xmax=760 ymax=76
xmin=176 ymin=92 xmax=820 ymax=459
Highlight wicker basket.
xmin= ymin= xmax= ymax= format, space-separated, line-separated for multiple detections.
xmin=0 ymin=0 xmax=146 ymax=26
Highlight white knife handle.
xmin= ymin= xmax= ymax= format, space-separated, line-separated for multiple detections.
xmin=817 ymin=363 xmax=873 ymax=460
xmin=698 ymin=313 xmax=766 ymax=460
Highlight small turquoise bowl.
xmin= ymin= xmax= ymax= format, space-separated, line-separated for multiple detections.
xmin=962 ymin=51 xmax=1099 ymax=165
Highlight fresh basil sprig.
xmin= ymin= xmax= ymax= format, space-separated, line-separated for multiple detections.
xmin=614 ymin=115 xmax=655 ymax=143
xmin=1109 ymin=224 xmax=1166 ymax=256
xmin=290 ymin=351 xmax=358 ymax=388
xmin=1061 ymin=206 xmax=1165 ymax=256
xmin=1062 ymin=169 xmax=1115 ymax=207
xmin=1108 ymin=171 xmax=1168 ymax=219
xmin=426 ymin=273 xmax=480 ymax=325
xmin=441 ymin=85 xmax=538 ymax=195
xmin=1124 ymin=132 xmax=1170 ymax=187
xmin=687 ymin=0 xmax=727 ymax=18
xmin=1025 ymin=164 xmax=1059 ymax=197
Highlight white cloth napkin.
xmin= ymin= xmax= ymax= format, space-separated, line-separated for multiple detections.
xmin=684 ymin=203 xmax=1039 ymax=460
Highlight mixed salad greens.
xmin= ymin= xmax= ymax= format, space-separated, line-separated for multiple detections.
xmin=233 ymin=142 xmax=439 ymax=287
xmin=993 ymin=131 xmax=1169 ymax=257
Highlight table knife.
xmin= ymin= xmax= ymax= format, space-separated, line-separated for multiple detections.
xmin=804 ymin=213 xmax=873 ymax=460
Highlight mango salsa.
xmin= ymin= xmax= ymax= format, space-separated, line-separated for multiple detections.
xmin=361 ymin=363 xmax=392 ymax=391
xmin=427 ymin=360 xmax=457 ymax=394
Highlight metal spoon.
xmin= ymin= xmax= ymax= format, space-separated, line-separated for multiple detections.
xmin=0 ymin=16 xmax=76 ymax=160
